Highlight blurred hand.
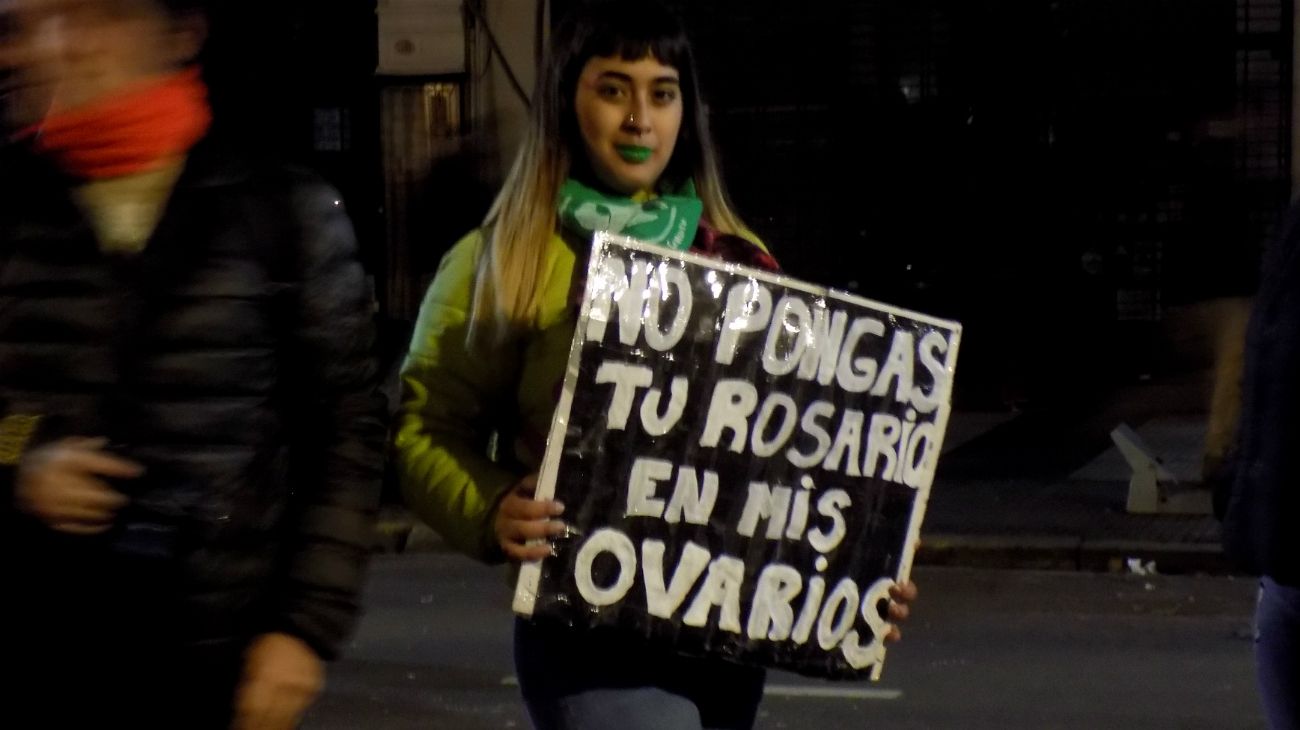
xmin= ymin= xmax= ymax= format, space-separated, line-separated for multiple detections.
xmin=883 ymin=580 xmax=919 ymax=643
xmin=493 ymin=473 xmax=566 ymax=562
xmin=232 ymin=633 xmax=324 ymax=730
xmin=14 ymin=436 xmax=142 ymax=534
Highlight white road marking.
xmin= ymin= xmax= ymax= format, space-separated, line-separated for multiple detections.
xmin=764 ymin=684 xmax=902 ymax=700
xmin=499 ymin=676 xmax=901 ymax=701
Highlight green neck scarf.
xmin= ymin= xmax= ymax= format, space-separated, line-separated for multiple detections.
xmin=557 ymin=178 xmax=702 ymax=251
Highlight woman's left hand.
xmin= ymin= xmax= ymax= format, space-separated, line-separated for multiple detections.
xmin=883 ymin=580 xmax=919 ymax=643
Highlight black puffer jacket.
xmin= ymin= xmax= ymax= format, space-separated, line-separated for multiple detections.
xmin=0 ymin=137 xmax=386 ymax=658
xmin=1221 ymin=200 xmax=1300 ymax=588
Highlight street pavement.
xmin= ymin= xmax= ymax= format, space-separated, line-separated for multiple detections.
xmin=304 ymin=553 xmax=1266 ymax=730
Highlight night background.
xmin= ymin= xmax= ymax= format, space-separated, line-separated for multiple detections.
xmin=200 ymin=0 xmax=1289 ymax=414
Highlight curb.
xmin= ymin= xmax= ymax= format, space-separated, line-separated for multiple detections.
xmin=376 ymin=520 xmax=1233 ymax=575
xmin=917 ymin=533 xmax=1233 ymax=575
xmin=374 ymin=519 xmax=446 ymax=554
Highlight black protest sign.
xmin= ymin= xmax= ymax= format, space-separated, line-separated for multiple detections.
xmin=513 ymin=234 xmax=961 ymax=679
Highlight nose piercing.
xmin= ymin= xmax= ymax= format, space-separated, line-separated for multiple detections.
xmin=627 ymin=112 xmax=637 ymax=126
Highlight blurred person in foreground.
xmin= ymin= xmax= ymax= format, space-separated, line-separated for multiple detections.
xmin=0 ymin=1 xmax=386 ymax=728
xmin=1220 ymin=199 xmax=1300 ymax=729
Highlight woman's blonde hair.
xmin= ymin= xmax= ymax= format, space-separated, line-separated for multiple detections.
xmin=470 ymin=0 xmax=752 ymax=342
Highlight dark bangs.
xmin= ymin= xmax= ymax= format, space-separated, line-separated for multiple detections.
xmin=553 ymin=1 xmax=695 ymax=97
xmin=576 ymin=2 xmax=691 ymax=72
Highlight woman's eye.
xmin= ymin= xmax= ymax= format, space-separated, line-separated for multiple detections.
xmin=652 ymin=88 xmax=678 ymax=105
xmin=653 ymin=89 xmax=679 ymax=105
xmin=598 ymin=84 xmax=626 ymax=99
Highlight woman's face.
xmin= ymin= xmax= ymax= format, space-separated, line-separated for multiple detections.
xmin=573 ymin=53 xmax=683 ymax=196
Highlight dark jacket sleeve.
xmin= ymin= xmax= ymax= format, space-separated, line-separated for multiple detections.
xmin=1222 ymin=201 xmax=1300 ymax=586
xmin=271 ymin=176 xmax=387 ymax=659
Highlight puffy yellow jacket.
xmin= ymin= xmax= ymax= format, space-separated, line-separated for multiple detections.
xmin=396 ymin=229 xmax=579 ymax=561
xmin=398 ymin=225 xmax=773 ymax=562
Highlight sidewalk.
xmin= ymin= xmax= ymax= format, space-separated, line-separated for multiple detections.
xmin=376 ymin=410 xmax=1232 ymax=575
xmin=919 ymin=411 xmax=1227 ymax=573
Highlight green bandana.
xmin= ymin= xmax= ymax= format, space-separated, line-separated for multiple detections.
xmin=557 ymin=178 xmax=702 ymax=251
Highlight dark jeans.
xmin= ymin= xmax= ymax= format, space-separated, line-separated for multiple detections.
xmin=1257 ymin=576 xmax=1300 ymax=730
xmin=514 ymin=618 xmax=766 ymax=730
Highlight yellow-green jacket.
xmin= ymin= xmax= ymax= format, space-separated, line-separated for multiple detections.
xmin=396 ymin=230 xmax=579 ymax=561
xmin=397 ymin=226 xmax=774 ymax=562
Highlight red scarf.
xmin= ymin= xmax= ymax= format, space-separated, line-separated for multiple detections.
xmin=28 ymin=68 xmax=211 ymax=179
xmin=692 ymin=218 xmax=782 ymax=273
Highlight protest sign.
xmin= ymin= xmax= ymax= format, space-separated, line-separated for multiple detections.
xmin=514 ymin=234 xmax=961 ymax=679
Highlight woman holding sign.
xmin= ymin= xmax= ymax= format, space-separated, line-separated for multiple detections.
xmin=397 ymin=2 xmax=917 ymax=728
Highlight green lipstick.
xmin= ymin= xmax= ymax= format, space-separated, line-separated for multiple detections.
xmin=616 ymin=144 xmax=653 ymax=163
